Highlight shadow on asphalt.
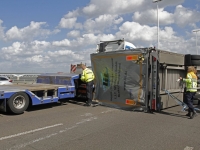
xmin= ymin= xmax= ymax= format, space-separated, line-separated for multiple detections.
xmin=157 ymin=111 xmax=188 ymax=118
xmin=155 ymin=105 xmax=200 ymax=118
xmin=2 ymin=101 xmax=199 ymax=117
xmin=67 ymin=98 xmax=87 ymax=106
xmin=0 ymin=111 xmax=19 ymax=116
xmin=26 ymin=102 xmax=66 ymax=112
xmin=0 ymin=101 xmax=69 ymax=116
xmin=0 ymin=98 xmax=94 ymax=116
xmin=26 ymin=98 xmax=91 ymax=112
xmin=68 ymin=100 xmax=101 ymax=108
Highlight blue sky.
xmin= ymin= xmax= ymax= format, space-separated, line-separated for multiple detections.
xmin=0 ymin=0 xmax=200 ymax=73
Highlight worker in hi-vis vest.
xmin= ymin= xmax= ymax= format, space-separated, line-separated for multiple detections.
xmin=80 ymin=64 xmax=95 ymax=106
xmin=180 ymin=66 xmax=197 ymax=119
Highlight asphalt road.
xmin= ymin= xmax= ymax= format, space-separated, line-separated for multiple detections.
xmin=0 ymin=100 xmax=200 ymax=150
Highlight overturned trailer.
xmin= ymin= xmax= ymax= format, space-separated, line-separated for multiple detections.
xmin=91 ymin=40 xmax=197 ymax=112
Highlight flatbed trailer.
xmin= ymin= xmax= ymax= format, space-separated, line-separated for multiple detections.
xmin=0 ymin=73 xmax=81 ymax=114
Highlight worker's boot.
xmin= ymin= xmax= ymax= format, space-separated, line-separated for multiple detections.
xmin=190 ymin=111 xmax=197 ymax=119
xmin=185 ymin=111 xmax=191 ymax=117
xmin=84 ymin=100 xmax=92 ymax=106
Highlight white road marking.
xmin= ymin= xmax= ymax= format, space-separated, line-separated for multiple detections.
xmin=76 ymin=117 xmax=97 ymax=125
xmin=0 ymin=123 xmax=63 ymax=141
xmin=101 ymin=109 xmax=115 ymax=114
xmin=8 ymin=133 xmax=58 ymax=150
xmin=7 ymin=116 xmax=98 ymax=150
xmin=81 ymin=113 xmax=93 ymax=117
xmin=184 ymin=146 xmax=194 ymax=150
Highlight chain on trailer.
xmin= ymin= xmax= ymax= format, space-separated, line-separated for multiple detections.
xmin=163 ymin=89 xmax=200 ymax=112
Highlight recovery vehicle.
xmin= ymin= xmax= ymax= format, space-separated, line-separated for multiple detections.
xmin=0 ymin=73 xmax=83 ymax=114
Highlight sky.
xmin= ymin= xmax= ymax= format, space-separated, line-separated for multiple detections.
xmin=0 ymin=0 xmax=200 ymax=73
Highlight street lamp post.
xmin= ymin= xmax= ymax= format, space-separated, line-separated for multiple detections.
xmin=192 ymin=29 xmax=200 ymax=55
xmin=153 ymin=0 xmax=162 ymax=49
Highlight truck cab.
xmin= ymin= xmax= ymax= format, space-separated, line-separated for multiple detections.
xmin=96 ymin=39 xmax=136 ymax=53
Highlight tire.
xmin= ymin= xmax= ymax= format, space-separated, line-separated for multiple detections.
xmin=191 ymin=60 xmax=200 ymax=66
xmin=191 ymin=55 xmax=200 ymax=60
xmin=7 ymin=92 xmax=29 ymax=114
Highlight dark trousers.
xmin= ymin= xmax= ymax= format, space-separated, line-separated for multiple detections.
xmin=86 ymin=81 xmax=94 ymax=104
xmin=185 ymin=92 xmax=196 ymax=112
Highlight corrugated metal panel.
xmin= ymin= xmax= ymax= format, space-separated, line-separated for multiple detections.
xmin=159 ymin=69 xmax=185 ymax=91
xmin=159 ymin=68 xmax=185 ymax=109
xmin=160 ymin=93 xmax=183 ymax=109
xmin=158 ymin=50 xmax=184 ymax=65
xmin=167 ymin=69 xmax=181 ymax=89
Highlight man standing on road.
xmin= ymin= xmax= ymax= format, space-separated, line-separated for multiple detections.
xmin=80 ymin=64 xmax=95 ymax=106
xmin=180 ymin=66 xmax=198 ymax=119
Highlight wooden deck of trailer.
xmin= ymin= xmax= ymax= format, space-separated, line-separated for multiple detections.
xmin=0 ymin=83 xmax=67 ymax=92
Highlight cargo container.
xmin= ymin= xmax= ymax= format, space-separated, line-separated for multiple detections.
xmin=91 ymin=40 xmax=200 ymax=112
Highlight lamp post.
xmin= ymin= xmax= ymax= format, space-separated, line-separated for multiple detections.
xmin=192 ymin=29 xmax=200 ymax=55
xmin=153 ymin=0 xmax=162 ymax=49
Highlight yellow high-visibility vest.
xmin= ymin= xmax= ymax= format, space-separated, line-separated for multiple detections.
xmin=81 ymin=68 xmax=95 ymax=83
xmin=183 ymin=72 xmax=197 ymax=92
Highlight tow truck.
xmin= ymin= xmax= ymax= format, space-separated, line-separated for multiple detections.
xmin=0 ymin=73 xmax=82 ymax=114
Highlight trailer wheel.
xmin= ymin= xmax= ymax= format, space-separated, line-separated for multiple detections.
xmin=7 ymin=92 xmax=29 ymax=114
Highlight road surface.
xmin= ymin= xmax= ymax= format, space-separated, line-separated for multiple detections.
xmin=0 ymin=100 xmax=200 ymax=150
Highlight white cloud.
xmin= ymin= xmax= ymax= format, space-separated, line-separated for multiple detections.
xmin=67 ymin=30 xmax=80 ymax=38
xmin=115 ymin=21 xmax=198 ymax=54
xmin=64 ymin=9 xmax=80 ymax=18
xmin=83 ymin=4 xmax=97 ymax=15
xmin=0 ymin=0 xmax=199 ymax=73
xmin=69 ymin=33 xmax=116 ymax=49
xmin=5 ymin=21 xmax=52 ymax=41
xmin=83 ymin=14 xmax=123 ymax=33
xmin=58 ymin=17 xmax=83 ymax=29
xmin=48 ymin=50 xmax=74 ymax=57
xmin=114 ymin=17 xmax=123 ymax=24
xmin=133 ymin=9 xmax=174 ymax=25
xmin=48 ymin=50 xmax=84 ymax=62
xmin=30 ymin=40 xmax=51 ymax=51
xmin=0 ymin=20 xmax=5 ymax=40
xmin=82 ymin=0 xmax=144 ymax=17
xmin=132 ymin=5 xmax=200 ymax=28
xmin=81 ymin=0 xmax=184 ymax=18
xmin=26 ymin=55 xmax=44 ymax=63
xmin=174 ymin=5 xmax=200 ymax=27
xmin=52 ymin=29 xmax=61 ymax=34
xmin=1 ymin=41 xmax=51 ymax=57
xmin=2 ymin=42 xmax=23 ymax=56
xmin=96 ymin=34 xmax=116 ymax=42
xmin=116 ymin=22 xmax=157 ymax=42
xmin=59 ymin=17 xmax=77 ymax=29
xmin=158 ymin=0 xmax=184 ymax=8
xmin=52 ymin=39 xmax=71 ymax=47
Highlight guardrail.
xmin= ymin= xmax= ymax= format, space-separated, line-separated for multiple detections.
xmin=12 ymin=80 xmax=36 ymax=84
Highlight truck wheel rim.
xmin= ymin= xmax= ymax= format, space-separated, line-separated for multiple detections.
xmin=13 ymin=95 xmax=26 ymax=109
